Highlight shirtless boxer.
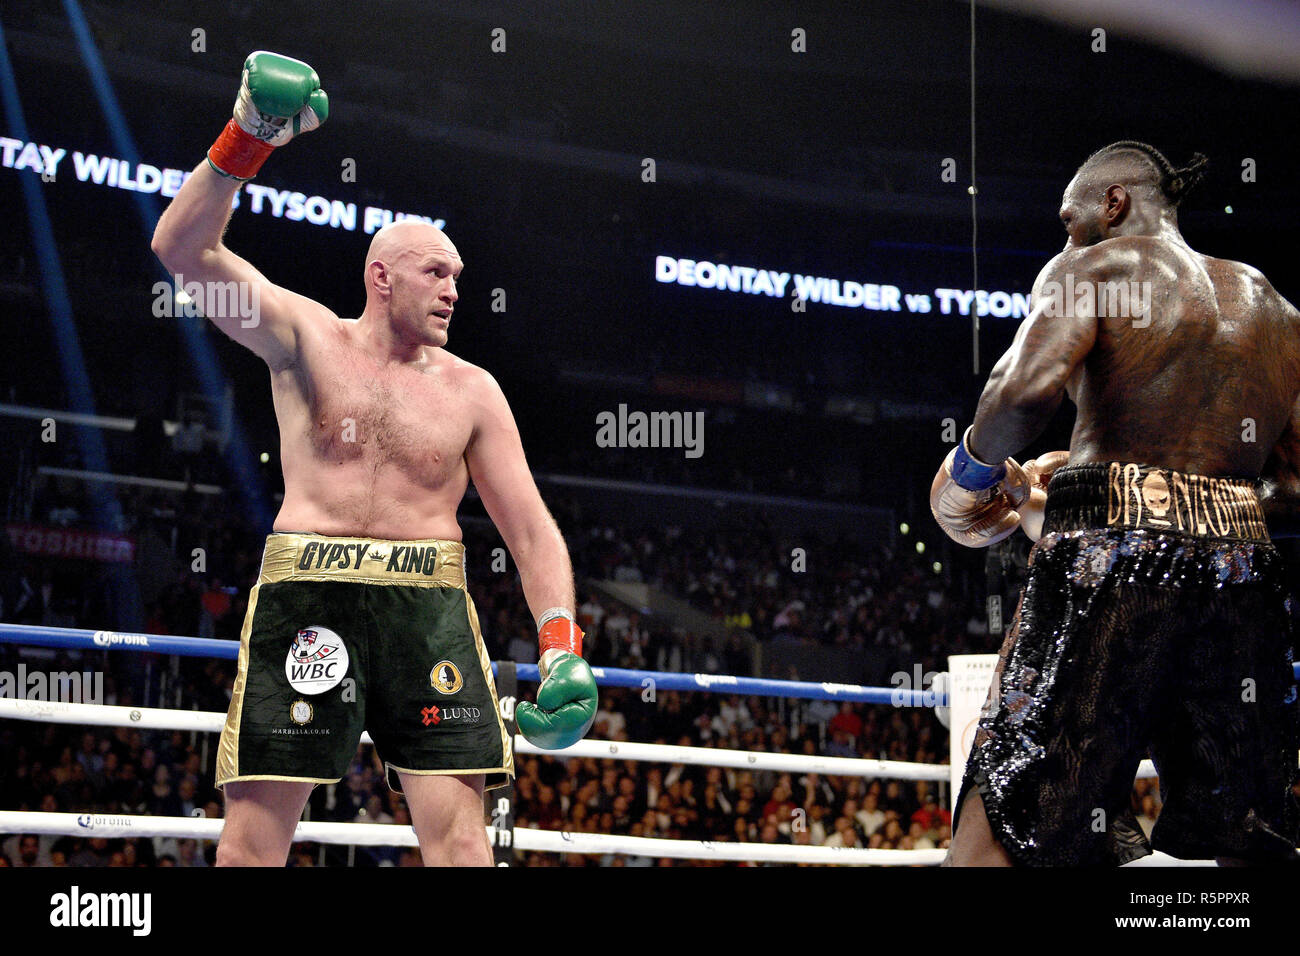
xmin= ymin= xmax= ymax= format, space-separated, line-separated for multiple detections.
xmin=932 ymin=141 xmax=1300 ymax=865
xmin=151 ymin=52 xmax=597 ymax=866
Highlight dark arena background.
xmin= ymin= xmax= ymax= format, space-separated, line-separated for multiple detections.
xmin=1 ymin=0 xmax=1299 ymax=927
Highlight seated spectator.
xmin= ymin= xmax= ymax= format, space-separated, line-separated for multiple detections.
xmin=822 ymin=816 xmax=862 ymax=849
xmin=591 ymin=696 xmax=627 ymax=740
xmin=828 ymin=702 xmax=863 ymax=741
xmin=907 ymin=820 xmax=936 ymax=850
xmin=6 ymin=834 xmax=45 ymax=867
xmin=824 ymin=729 xmax=856 ymax=760
xmin=857 ymin=792 xmax=886 ymax=837
xmin=69 ymin=837 xmax=113 ymax=867
xmin=175 ymin=839 xmax=208 ymax=868
xmin=910 ymin=792 xmax=951 ymax=835
xmin=1135 ymin=794 xmax=1159 ymax=840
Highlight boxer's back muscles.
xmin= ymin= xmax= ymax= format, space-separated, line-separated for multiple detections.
xmin=1053 ymin=235 xmax=1300 ymax=478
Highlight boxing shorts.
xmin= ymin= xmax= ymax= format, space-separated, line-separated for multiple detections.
xmin=955 ymin=462 xmax=1299 ymax=864
xmin=216 ymin=533 xmax=513 ymax=792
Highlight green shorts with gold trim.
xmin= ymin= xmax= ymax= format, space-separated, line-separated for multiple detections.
xmin=216 ymin=532 xmax=513 ymax=792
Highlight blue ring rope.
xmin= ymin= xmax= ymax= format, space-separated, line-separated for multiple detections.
xmin=0 ymin=623 xmax=954 ymax=706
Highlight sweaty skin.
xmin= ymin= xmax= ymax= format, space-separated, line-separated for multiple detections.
xmin=946 ymin=152 xmax=1300 ymax=867
xmin=151 ymin=162 xmax=574 ymax=621
xmin=153 ymin=92 xmax=575 ymax=869
xmin=273 ymin=222 xmax=471 ymax=539
xmin=969 ymin=165 xmax=1300 ymax=494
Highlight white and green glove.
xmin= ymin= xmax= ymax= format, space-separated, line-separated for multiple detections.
xmin=207 ymin=51 xmax=328 ymax=181
xmin=516 ymin=610 xmax=597 ymax=750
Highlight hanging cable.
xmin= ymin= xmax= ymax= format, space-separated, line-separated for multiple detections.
xmin=969 ymin=0 xmax=980 ymax=375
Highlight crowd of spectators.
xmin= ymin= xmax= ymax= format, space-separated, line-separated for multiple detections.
xmin=511 ymin=686 xmax=954 ymax=866
xmin=0 ymin=667 xmax=1187 ymax=868
xmin=561 ymin=517 xmax=998 ymax=687
xmin=0 ymin=481 xmax=1178 ymax=866
xmin=12 ymin=475 xmax=998 ymax=685
xmin=0 ymin=670 xmax=973 ymax=867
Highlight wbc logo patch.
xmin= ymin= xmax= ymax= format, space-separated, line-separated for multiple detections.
xmin=284 ymin=626 xmax=350 ymax=695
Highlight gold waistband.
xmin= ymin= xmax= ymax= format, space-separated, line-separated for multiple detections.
xmin=1105 ymin=462 xmax=1267 ymax=542
xmin=258 ymin=532 xmax=466 ymax=588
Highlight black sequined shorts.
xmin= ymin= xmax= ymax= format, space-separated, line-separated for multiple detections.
xmin=955 ymin=462 xmax=1300 ymax=865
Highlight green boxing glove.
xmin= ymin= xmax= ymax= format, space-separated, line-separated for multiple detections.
xmin=516 ymin=611 xmax=597 ymax=750
xmin=208 ymin=51 xmax=329 ymax=181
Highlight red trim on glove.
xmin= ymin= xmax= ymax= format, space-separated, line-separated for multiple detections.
xmin=538 ymin=617 xmax=584 ymax=659
xmin=207 ymin=118 xmax=274 ymax=180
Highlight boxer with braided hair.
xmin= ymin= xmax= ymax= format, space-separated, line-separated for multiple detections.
xmin=1082 ymin=140 xmax=1209 ymax=208
xmin=934 ymin=142 xmax=1300 ymax=866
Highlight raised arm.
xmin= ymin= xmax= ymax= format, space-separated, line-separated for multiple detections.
xmin=152 ymin=163 xmax=331 ymax=369
xmin=150 ymin=51 xmax=331 ymax=371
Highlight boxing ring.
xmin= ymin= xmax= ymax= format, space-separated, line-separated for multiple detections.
xmin=0 ymin=622 xmax=1282 ymax=866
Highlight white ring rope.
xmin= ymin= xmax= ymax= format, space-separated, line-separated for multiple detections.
xmin=0 ymin=697 xmax=969 ymax=781
xmin=0 ymin=700 xmax=1209 ymax=865
xmin=518 ymin=738 xmax=954 ymax=781
xmin=0 ymin=811 xmax=1217 ymax=865
xmin=0 ymin=811 xmax=944 ymax=865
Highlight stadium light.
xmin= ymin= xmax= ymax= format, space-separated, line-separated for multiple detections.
xmin=62 ymin=0 xmax=274 ymax=529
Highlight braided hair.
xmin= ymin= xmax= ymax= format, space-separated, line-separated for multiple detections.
xmin=1081 ymin=141 xmax=1209 ymax=207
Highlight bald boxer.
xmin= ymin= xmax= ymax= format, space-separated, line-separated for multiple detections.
xmin=152 ymin=52 xmax=596 ymax=867
xmin=933 ymin=141 xmax=1300 ymax=865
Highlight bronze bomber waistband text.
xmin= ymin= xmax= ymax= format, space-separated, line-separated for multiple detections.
xmin=1106 ymin=462 xmax=1267 ymax=540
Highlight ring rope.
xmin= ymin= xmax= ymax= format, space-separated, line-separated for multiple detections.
xmin=0 ymin=810 xmax=945 ymax=865
xmin=0 ymin=623 xmax=948 ymax=704
xmin=0 ymin=811 xmax=1217 ymax=865
xmin=9 ymin=623 xmax=1299 ymax=702
xmin=0 ymin=697 xmax=964 ymax=781
xmin=2 ymin=622 xmax=1230 ymax=862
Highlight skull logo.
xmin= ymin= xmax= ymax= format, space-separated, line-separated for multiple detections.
xmin=1141 ymin=471 xmax=1170 ymax=517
